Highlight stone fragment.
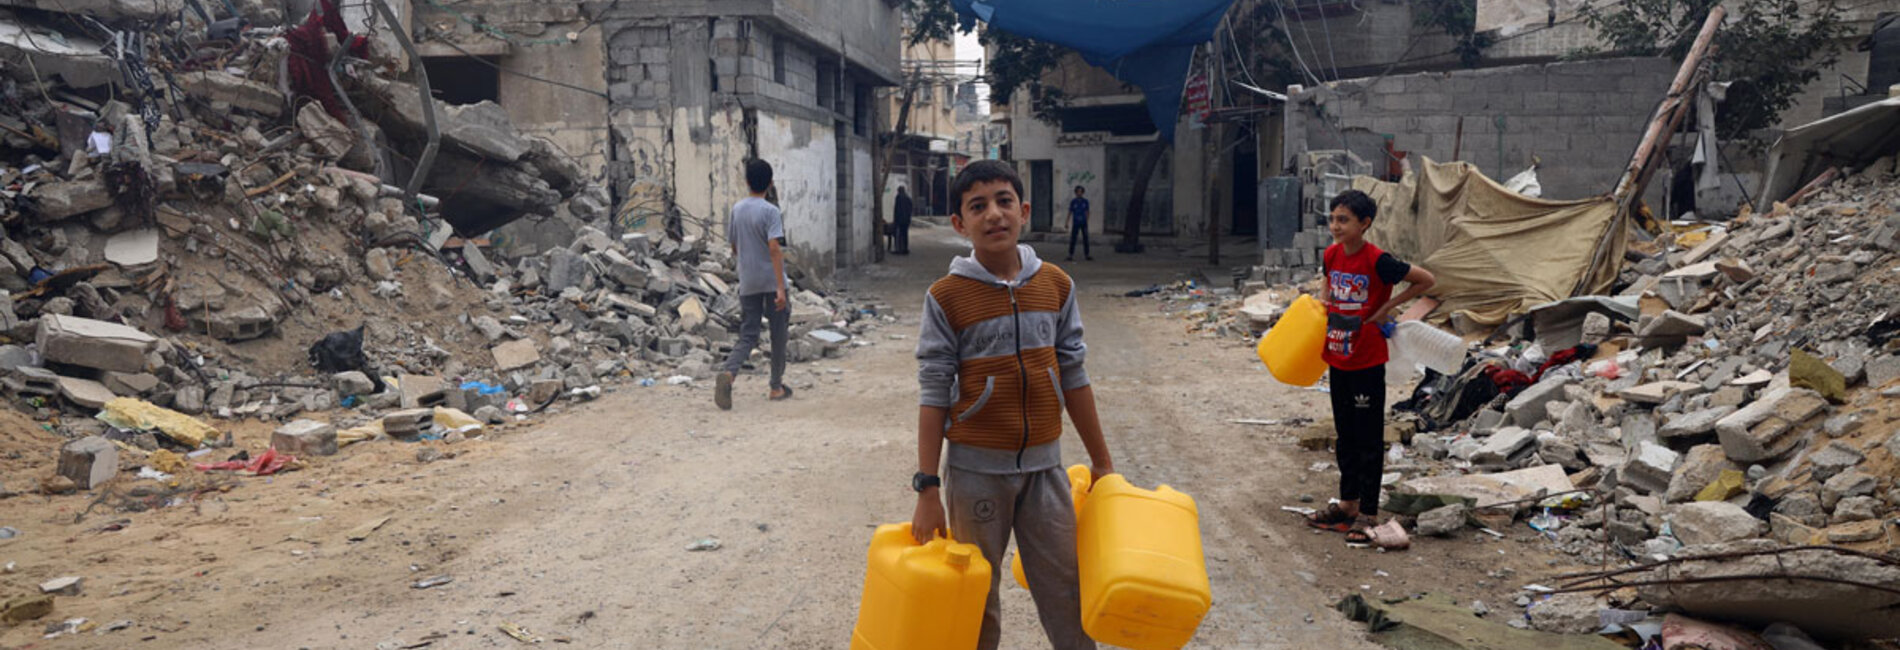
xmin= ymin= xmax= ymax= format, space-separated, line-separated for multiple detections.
xmin=440 ymin=101 xmax=530 ymax=161
xmin=102 ymin=371 xmax=160 ymax=396
xmin=1471 ymin=426 xmax=1535 ymax=465
xmin=38 ymin=314 xmax=157 ymax=373
xmin=271 ymin=419 xmax=337 ymax=457
xmin=1822 ymin=470 xmax=1876 ymax=511
xmin=57 ymin=436 xmax=118 ymax=490
xmin=1528 ymin=593 xmax=1601 ymax=634
xmin=365 ymin=248 xmax=395 ymax=281
xmin=333 ymin=371 xmax=376 ymax=397
xmin=1619 ymin=381 xmax=1701 ymax=405
xmin=1416 ymin=504 xmax=1467 ymax=537
xmin=1692 ymin=470 xmax=1745 ymax=502
xmin=1826 ymin=520 xmax=1885 ymax=543
xmin=1659 ymin=406 xmax=1735 ymax=439
xmin=1667 ymin=502 xmax=1763 ymax=546
xmin=1639 ymin=310 xmax=1706 ymax=340
xmin=677 ymin=295 xmax=707 ymax=332
xmin=1770 ymin=512 xmax=1821 ymax=545
xmin=1868 ymin=355 xmax=1900 ymax=388
xmin=27 ymin=179 xmax=112 ymax=220
xmin=381 ymin=409 xmax=434 ymax=438
xmin=398 ymin=374 xmax=448 ymax=409
xmin=491 ymin=339 xmax=541 ymax=371
xmin=38 ymin=577 xmax=81 ymax=596
xmin=1621 ymin=441 xmax=1680 ymax=496
xmin=1807 ymin=441 xmax=1864 ymax=483
xmin=474 ymin=405 xmax=506 ymax=424
xmin=296 ymin=102 xmax=354 ymax=159
xmin=1716 ymin=387 xmax=1825 ymax=463
xmin=175 ymin=71 xmax=284 ymax=116
xmin=528 ymin=378 xmax=564 ymax=405
xmin=57 ymin=376 xmax=116 ymax=409
xmin=1505 ymin=378 xmax=1572 ymax=428
xmin=1665 ymin=444 xmax=1738 ymax=503
xmin=1713 ymin=257 xmax=1754 ymax=283
xmin=1831 ymin=496 xmax=1877 ymax=523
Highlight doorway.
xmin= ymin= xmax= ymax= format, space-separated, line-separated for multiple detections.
xmin=1232 ymin=145 xmax=1259 ymax=236
xmin=1030 ymin=161 xmax=1054 ymax=232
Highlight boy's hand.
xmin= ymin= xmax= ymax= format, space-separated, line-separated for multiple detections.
xmin=911 ymin=489 xmax=945 ymax=544
xmin=1090 ymin=462 xmax=1116 ymax=484
xmin=774 ymin=287 xmax=788 ymax=311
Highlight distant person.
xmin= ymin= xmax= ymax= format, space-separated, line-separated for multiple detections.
xmin=893 ymin=186 xmax=914 ymax=255
xmin=911 ymin=159 xmax=1113 ymax=649
xmin=1305 ymin=189 xmax=1435 ymax=550
xmin=715 ymin=158 xmax=793 ymax=410
xmin=1067 ymin=185 xmax=1091 ymax=261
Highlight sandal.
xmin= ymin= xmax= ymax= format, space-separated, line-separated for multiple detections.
xmin=769 ymin=385 xmax=795 ymax=401
xmin=1306 ymin=503 xmax=1356 ymax=532
xmin=1345 ymin=519 xmax=1375 ymax=548
xmin=1367 ymin=520 xmax=1411 ymax=551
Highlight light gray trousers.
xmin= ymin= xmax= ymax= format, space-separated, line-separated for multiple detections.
xmin=945 ymin=464 xmax=1097 ymax=650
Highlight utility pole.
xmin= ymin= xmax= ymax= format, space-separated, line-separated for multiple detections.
xmin=1202 ymin=34 xmax=1225 ymax=266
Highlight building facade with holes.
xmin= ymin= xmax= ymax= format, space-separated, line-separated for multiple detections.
xmin=363 ymin=0 xmax=899 ymax=274
xmin=595 ymin=0 xmax=900 ymax=276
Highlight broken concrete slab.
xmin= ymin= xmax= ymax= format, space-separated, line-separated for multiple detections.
xmin=102 ymin=371 xmax=159 ymax=396
xmin=1621 ymin=441 xmax=1681 ymax=496
xmin=26 ymin=178 xmax=112 ymax=220
xmin=1822 ymin=470 xmax=1876 ymax=511
xmin=1416 ymin=503 xmax=1468 ymax=537
xmin=491 ymin=339 xmax=541 ymax=371
xmin=1713 ymin=257 xmax=1755 ymax=283
xmin=1668 ymin=501 xmax=1763 ymax=546
xmin=1395 ymin=464 xmax=1573 ymax=511
xmin=462 ymin=242 xmax=497 ymax=282
xmin=57 ymin=435 xmax=117 ymax=490
xmin=677 ymin=296 xmax=707 ymax=332
xmin=1618 ymin=380 xmax=1702 ymax=405
xmin=333 ymin=371 xmax=376 ymax=397
xmin=398 ymin=374 xmax=448 ymax=410
xmin=271 ymin=419 xmax=338 ymax=457
xmin=1868 ymin=354 xmax=1900 ymax=388
xmin=1528 ymin=592 xmax=1603 ymax=634
xmin=57 ymin=376 xmax=116 ymax=409
xmin=175 ymin=71 xmax=284 ymax=117
xmin=37 ymin=576 xmax=81 ymax=596
xmin=1636 ymin=541 xmax=1900 ymax=639
xmin=296 ymin=102 xmax=354 ymax=160
xmin=1505 ymin=378 xmax=1573 ymax=428
xmin=381 ymin=408 xmax=434 ymax=438
xmin=1659 ymin=406 xmax=1736 ymax=439
xmin=1665 ymin=444 xmax=1739 ymax=503
xmin=1639 ymin=310 xmax=1707 ymax=340
xmin=1807 ymin=441 xmax=1865 ymax=483
xmin=440 ymin=101 xmax=530 ymax=162
xmin=1471 ymin=426 xmax=1536 ymax=465
xmin=1717 ymin=388 xmax=1827 ymax=463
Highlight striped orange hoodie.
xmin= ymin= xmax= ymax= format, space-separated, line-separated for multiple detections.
xmin=917 ymin=245 xmax=1089 ymax=460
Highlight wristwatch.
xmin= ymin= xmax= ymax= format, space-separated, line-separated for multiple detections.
xmin=912 ymin=472 xmax=941 ymax=492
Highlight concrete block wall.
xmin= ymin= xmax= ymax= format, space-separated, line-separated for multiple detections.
xmin=1287 ymin=56 xmax=1677 ymax=202
xmin=606 ymin=25 xmax=674 ymax=105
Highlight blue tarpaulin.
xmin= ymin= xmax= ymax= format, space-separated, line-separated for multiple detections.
xmin=955 ymin=0 xmax=1235 ymax=140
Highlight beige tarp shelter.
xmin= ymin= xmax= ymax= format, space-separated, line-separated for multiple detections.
xmin=1352 ymin=157 xmax=1625 ymax=328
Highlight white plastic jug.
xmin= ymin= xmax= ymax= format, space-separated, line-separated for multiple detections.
xmin=1390 ymin=321 xmax=1466 ymax=375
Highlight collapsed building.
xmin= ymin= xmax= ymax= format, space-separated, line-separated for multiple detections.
xmin=2 ymin=0 xmax=890 ymax=496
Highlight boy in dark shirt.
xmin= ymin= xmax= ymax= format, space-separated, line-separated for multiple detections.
xmin=1066 ymin=186 xmax=1091 ymax=261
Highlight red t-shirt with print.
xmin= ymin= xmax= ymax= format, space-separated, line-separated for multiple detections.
xmin=1322 ymin=241 xmax=1411 ymax=371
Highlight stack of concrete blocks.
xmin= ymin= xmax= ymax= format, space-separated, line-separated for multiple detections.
xmin=1256 ymin=151 xmax=1368 ymax=283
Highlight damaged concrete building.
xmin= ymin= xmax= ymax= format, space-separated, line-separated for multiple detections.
xmin=596 ymin=0 xmax=901 ymax=275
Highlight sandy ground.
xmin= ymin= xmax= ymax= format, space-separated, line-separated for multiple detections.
xmin=1 ymin=224 xmax=1576 ymax=649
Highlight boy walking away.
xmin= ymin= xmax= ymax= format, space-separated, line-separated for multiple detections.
xmin=1305 ymin=189 xmax=1435 ymax=549
xmin=715 ymin=159 xmax=793 ymax=410
xmin=911 ymin=160 xmax=1114 ymax=650
xmin=892 ymin=186 xmax=914 ymax=255
xmin=1067 ymin=185 xmax=1091 ymax=261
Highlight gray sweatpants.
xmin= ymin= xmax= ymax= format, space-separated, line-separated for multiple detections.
xmin=721 ymin=292 xmax=788 ymax=389
xmin=946 ymin=462 xmax=1097 ymax=650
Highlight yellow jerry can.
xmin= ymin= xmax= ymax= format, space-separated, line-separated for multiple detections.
xmin=1256 ymin=293 xmax=1329 ymax=386
xmin=850 ymin=522 xmax=992 ymax=650
xmin=1012 ymin=464 xmax=1093 ymax=589
xmin=1076 ymin=474 xmax=1212 ymax=650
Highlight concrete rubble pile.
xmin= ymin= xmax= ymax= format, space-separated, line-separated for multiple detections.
xmin=0 ymin=0 xmax=887 ymax=498
xmin=1350 ymin=169 xmax=1900 ymax=642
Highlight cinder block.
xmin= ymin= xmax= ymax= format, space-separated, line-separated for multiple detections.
xmin=272 ymin=419 xmax=338 ymax=457
xmin=58 ymin=436 xmax=118 ymax=490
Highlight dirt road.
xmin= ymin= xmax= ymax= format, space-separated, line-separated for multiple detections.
xmin=6 ymin=223 xmax=1559 ymax=648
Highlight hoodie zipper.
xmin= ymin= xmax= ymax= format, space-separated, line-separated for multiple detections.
xmin=1008 ymin=284 xmax=1029 ymax=470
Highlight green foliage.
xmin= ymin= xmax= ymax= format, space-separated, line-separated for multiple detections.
xmin=1579 ymin=0 xmax=1848 ymax=138
xmin=1415 ymin=0 xmax=1494 ymax=67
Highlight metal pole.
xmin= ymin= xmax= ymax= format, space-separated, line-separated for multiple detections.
xmin=369 ymin=0 xmax=437 ymax=202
